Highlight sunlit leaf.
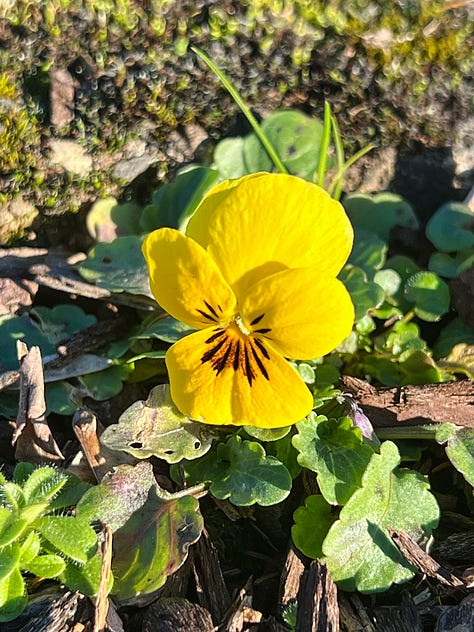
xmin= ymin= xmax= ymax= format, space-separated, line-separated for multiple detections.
xmin=433 ymin=317 xmax=474 ymax=360
xmin=323 ymin=441 xmax=439 ymax=592
xmin=133 ymin=316 xmax=196 ymax=343
xmin=292 ymin=495 xmax=336 ymax=558
xmin=293 ymin=414 xmax=374 ymax=505
xmin=213 ymin=137 xmax=247 ymax=179
xmin=23 ymin=554 xmax=66 ymax=579
xmin=339 ymin=266 xmax=385 ymax=321
xmin=86 ymin=197 xmax=142 ymax=242
xmin=0 ymin=567 xmax=27 ymax=622
xmin=34 ymin=517 xmax=97 ymax=564
xmin=436 ymin=423 xmax=474 ymax=487
xmin=348 ymin=229 xmax=387 ymax=276
xmin=101 ymin=384 xmax=216 ymax=462
xmin=404 ymin=271 xmax=450 ymax=321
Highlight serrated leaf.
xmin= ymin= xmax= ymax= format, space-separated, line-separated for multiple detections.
xmin=436 ymin=423 xmax=474 ymax=488
xmin=339 ymin=265 xmax=385 ymax=321
xmin=0 ymin=511 xmax=27 ymax=548
xmin=177 ymin=435 xmax=292 ymax=507
xmin=59 ymin=551 xmax=104 ymax=596
xmin=292 ymin=495 xmax=336 ymax=558
xmin=0 ymin=567 xmax=27 ymax=622
xmin=101 ymin=384 xmax=215 ymax=462
xmin=18 ymin=531 xmax=41 ymax=565
xmin=404 ymin=271 xmax=450 ymax=321
xmin=21 ymin=466 xmax=68 ymax=505
xmin=77 ymin=235 xmax=152 ymax=295
xmin=348 ymin=229 xmax=387 ymax=276
xmin=140 ymin=165 xmax=219 ymax=232
xmin=344 ymin=192 xmax=418 ymax=241
xmin=323 ymin=441 xmax=439 ymax=593
xmin=293 ymin=414 xmax=374 ymax=505
xmin=86 ymin=197 xmax=142 ymax=242
xmin=23 ymin=554 xmax=66 ymax=578
xmin=34 ymin=517 xmax=97 ymax=564
xmin=244 ymin=110 xmax=324 ymax=180
xmin=426 ymin=202 xmax=474 ymax=252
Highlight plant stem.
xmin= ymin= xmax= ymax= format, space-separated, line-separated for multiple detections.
xmin=375 ymin=425 xmax=438 ymax=441
xmin=317 ymin=101 xmax=332 ymax=187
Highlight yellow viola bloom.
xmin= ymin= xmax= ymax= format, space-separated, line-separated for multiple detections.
xmin=142 ymin=172 xmax=354 ymax=428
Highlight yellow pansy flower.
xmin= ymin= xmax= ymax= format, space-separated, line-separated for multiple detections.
xmin=142 ymin=172 xmax=354 ymax=428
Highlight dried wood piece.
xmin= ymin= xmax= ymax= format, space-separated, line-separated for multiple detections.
xmin=221 ymin=576 xmax=255 ymax=632
xmin=373 ymin=593 xmax=423 ymax=632
xmin=339 ymin=593 xmax=376 ymax=632
xmin=279 ymin=546 xmax=305 ymax=611
xmin=388 ymin=529 xmax=465 ymax=588
xmin=436 ymin=598 xmax=474 ymax=632
xmin=257 ymin=617 xmax=290 ymax=632
xmin=192 ymin=528 xmax=231 ymax=623
xmin=12 ymin=343 xmax=64 ymax=464
xmin=434 ymin=530 xmax=474 ymax=562
xmin=142 ymin=597 xmax=214 ymax=632
xmin=0 ymin=276 xmax=38 ymax=315
xmin=93 ymin=524 xmax=113 ymax=632
xmin=341 ymin=375 xmax=474 ymax=427
xmin=295 ymin=561 xmax=339 ymax=632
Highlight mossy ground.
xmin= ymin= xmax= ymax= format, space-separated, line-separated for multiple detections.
xmin=0 ymin=0 xmax=472 ymax=243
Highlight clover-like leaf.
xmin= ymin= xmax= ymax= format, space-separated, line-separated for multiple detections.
xmin=404 ymin=271 xmax=450 ymax=321
xmin=293 ymin=414 xmax=374 ymax=505
xmin=426 ymin=202 xmax=474 ymax=253
xmin=140 ymin=165 xmax=219 ymax=232
xmin=436 ymin=423 xmax=474 ymax=488
xmin=292 ymin=495 xmax=336 ymax=559
xmin=86 ymin=197 xmax=142 ymax=242
xmin=78 ymin=235 xmax=152 ymax=295
xmin=339 ymin=266 xmax=385 ymax=321
xmin=101 ymin=384 xmax=216 ymax=462
xmin=344 ymin=192 xmax=419 ymax=241
xmin=177 ymin=435 xmax=292 ymax=506
xmin=244 ymin=110 xmax=324 ymax=179
xmin=348 ymin=229 xmax=387 ymax=277
xmin=323 ymin=441 xmax=439 ymax=593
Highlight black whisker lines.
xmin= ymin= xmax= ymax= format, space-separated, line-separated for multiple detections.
xmin=196 ymin=300 xmax=220 ymax=322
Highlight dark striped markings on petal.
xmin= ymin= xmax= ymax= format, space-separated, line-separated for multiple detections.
xmin=196 ymin=300 xmax=223 ymax=323
xmin=201 ymin=326 xmax=271 ymax=387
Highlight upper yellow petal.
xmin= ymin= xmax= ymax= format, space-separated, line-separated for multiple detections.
xmin=241 ymin=267 xmax=355 ymax=359
xmin=186 ymin=172 xmax=354 ymax=299
xmin=166 ymin=327 xmax=314 ymax=428
xmin=142 ymin=228 xmax=237 ymax=329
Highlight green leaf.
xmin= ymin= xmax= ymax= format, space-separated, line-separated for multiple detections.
xmin=432 ymin=317 xmax=474 ymax=359
xmin=428 ymin=250 xmax=474 ymax=279
xmin=242 ymin=426 xmax=291 ymax=442
xmin=436 ymin=424 xmax=474 ymax=487
xmin=438 ymin=343 xmax=474 ymax=379
xmin=140 ymin=165 xmax=219 ymax=232
xmin=293 ymin=414 xmax=374 ymax=505
xmin=375 ymin=320 xmax=426 ymax=360
xmin=78 ymin=235 xmax=152 ymax=295
xmin=243 ymin=110 xmax=324 ymax=179
xmin=339 ymin=266 xmax=385 ymax=321
xmin=79 ymin=364 xmax=131 ymax=401
xmin=348 ymin=230 xmax=387 ymax=277
xmin=292 ymin=495 xmax=336 ymax=558
xmin=18 ymin=531 xmax=41 ymax=565
xmin=0 ymin=567 xmax=27 ymax=622
xmin=265 ymin=433 xmax=302 ymax=479
xmin=21 ymin=466 xmax=68 ymax=505
xmin=101 ymin=384 xmax=216 ymax=462
xmin=133 ymin=315 xmax=196 ymax=343
xmin=32 ymin=305 xmax=96 ymax=345
xmin=23 ymin=554 xmax=66 ymax=578
xmin=426 ymin=202 xmax=474 ymax=252
xmin=59 ymin=551 xmax=104 ymax=596
xmin=34 ymin=517 xmax=98 ymax=564
xmin=213 ymin=137 xmax=247 ymax=179
xmin=404 ymin=271 xmax=450 ymax=321
xmin=86 ymin=462 xmax=203 ymax=601
xmin=86 ymin=197 xmax=142 ymax=241
xmin=296 ymin=362 xmax=316 ymax=384
xmin=344 ymin=192 xmax=418 ymax=241
xmin=178 ymin=435 xmax=292 ymax=506
xmin=373 ymin=269 xmax=401 ymax=298
xmin=0 ymin=543 xmax=20 ymax=581
xmin=0 ymin=510 xmax=27 ymax=548
xmin=323 ymin=441 xmax=440 ymax=592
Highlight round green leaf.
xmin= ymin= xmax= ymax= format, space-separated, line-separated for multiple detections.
xmin=436 ymin=423 xmax=474 ymax=488
xmin=344 ymin=192 xmax=418 ymax=241
xmin=86 ymin=197 xmax=142 ymax=242
xmin=213 ymin=137 xmax=247 ymax=179
xmin=348 ymin=229 xmax=387 ymax=276
xmin=292 ymin=495 xmax=336 ymax=558
xmin=339 ymin=266 xmax=385 ymax=321
xmin=79 ymin=365 xmax=131 ymax=401
xmin=404 ymin=271 xmax=450 ymax=321
xmin=244 ymin=110 xmax=324 ymax=179
xmin=426 ymin=202 xmax=474 ymax=252
xmin=78 ymin=235 xmax=152 ymax=295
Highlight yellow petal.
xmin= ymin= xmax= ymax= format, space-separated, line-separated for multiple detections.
xmin=166 ymin=327 xmax=314 ymax=428
xmin=241 ymin=268 xmax=355 ymax=359
xmin=186 ymin=172 xmax=353 ymax=299
xmin=142 ymin=228 xmax=237 ymax=329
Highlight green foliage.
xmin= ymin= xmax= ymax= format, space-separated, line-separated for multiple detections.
xmin=77 ymin=462 xmax=203 ymax=601
xmin=0 ymin=465 xmax=96 ymax=622
xmin=436 ymin=424 xmax=474 ymax=488
xmin=323 ymin=441 xmax=439 ymax=592
xmin=291 ymin=495 xmax=336 ymax=558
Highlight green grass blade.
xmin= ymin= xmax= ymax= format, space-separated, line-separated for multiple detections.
xmin=316 ymin=101 xmax=332 ymax=187
xmin=327 ymin=143 xmax=376 ymax=199
xmin=330 ymin=112 xmax=345 ymax=200
xmin=192 ymin=46 xmax=287 ymax=174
